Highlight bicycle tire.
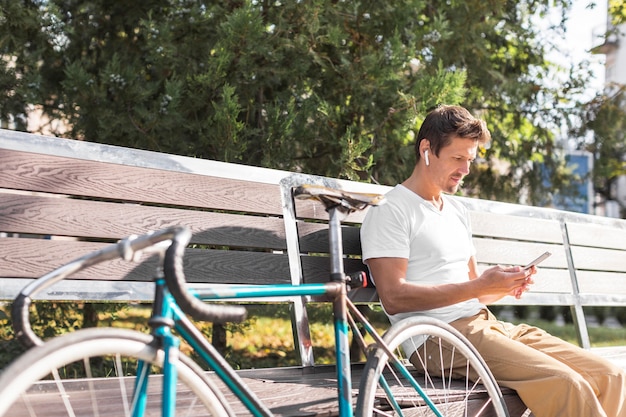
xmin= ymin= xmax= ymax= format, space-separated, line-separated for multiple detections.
xmin=356 ymin=317 xmax=509 ymax=417
xmin=0 ymin=327 xmax=235 ymax=417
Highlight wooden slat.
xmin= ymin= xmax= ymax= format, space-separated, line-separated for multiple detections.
xmin=2 ymin=278 xmax=155 ymax=301
xmin=301 ymin=256 xmax=367 ymax=284
xmin=566 ymin=221 xmax=626 ymax=250
xmin=0 ymin=239 xmax=113 ymax=279
xmin=576 ymin=270 xmax=626 ymax=297
xmin=0 ymin=193 xmax=287 ymax=249
xmin=514 ymin=268 xmax=572 ymax=295
xmin=235 ymin=366 xmax=530 ymax=417
xmin=0 ymin=149 xmax=283 ymax=215
xmin=0 ymin=239 xmax=290 ymax=285
xmin=492 ymin=292 xmax=577 ymax=307
xmin=470 ymin=211 xmax=563 ymax=243
xmin=570 ymin=246 xmax=626 ymax=272
xmin=183 ymin=249 xmax=291 ymax=286
xmin=473 ymin=238 xmax=566 ymax=269
xmin=297 ymin=222 xmax=362 ymax=255
xmin=4 ymin=364 xmax=531 ymax=417
xmin=580 ymin=293 xmax=626 ymax=306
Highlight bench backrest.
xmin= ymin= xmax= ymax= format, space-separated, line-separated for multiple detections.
xmin=2 ymin=129 xmax=626 ymax=360
xmin=1 ymin=131 xmax=288 ymax=299
xmin=0 ymin=129 xmax=385 ymax=366
xmin=461 ymin=197 xmax=626 ymax=348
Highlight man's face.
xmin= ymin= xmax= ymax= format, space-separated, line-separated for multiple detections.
xmin=429 ymin=137 xmax=477 ymax=194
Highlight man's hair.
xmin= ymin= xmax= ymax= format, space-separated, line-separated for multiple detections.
xmin=415 ymin=105 xmax=491 ymax=161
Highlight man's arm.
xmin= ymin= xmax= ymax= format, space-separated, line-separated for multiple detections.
xmin=367 ymin=256 xmax=532 ymax=315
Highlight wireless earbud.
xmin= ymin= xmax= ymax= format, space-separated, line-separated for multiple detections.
xmin=424 ymin=150 xmax=430 ymax=166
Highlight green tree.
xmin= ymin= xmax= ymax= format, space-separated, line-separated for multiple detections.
xmin=0 ymin=0 xmax=600 ymax=204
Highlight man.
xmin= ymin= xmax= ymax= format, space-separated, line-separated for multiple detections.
xmin=360 ymin=105 xmax=626 ymax=417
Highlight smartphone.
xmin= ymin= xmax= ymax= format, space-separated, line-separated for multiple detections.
xmin=523 ymin=251 xmax=552 ymax=270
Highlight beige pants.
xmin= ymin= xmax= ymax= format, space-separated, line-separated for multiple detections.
xmin=415 ymin=309 xmax=626 ymax=417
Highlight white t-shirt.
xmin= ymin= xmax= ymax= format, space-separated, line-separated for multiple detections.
xmin=361 ymin=184 xmax=485 ymax=327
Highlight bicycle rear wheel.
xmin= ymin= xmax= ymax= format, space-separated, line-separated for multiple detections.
xmin=356 ymin=317 xmax=509 ymax=417
xmin=0 ymin=327 xmax=234 ymax=417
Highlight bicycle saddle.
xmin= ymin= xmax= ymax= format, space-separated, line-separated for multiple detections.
xmin=293 ymin=184 xmax=386 ymax=213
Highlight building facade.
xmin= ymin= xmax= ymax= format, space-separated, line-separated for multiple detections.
xmin=593 ymin=15 xmax=626 ymax=217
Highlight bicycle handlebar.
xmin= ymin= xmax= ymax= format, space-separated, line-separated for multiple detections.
xmin=12 ymin=226 xmax=246 ymax=348
xmin=162 ymin=227 xmax=248 ymax=324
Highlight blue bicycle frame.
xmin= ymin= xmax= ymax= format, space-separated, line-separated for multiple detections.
xmin=10 ymin=203 xmax=443 ymax=417
xmin=146 ymin=277 xmax=351 ymax=417
xmin=139 ymin=206 xmax=441 ymax=417
xmin=149 ymin=278 xmax=443 ymax=417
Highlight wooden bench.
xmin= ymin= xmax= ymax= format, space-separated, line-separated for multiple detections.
xmin=462 ymin=196 xmax=626 ymax=368
xmin=0 ymin=129 xmax=378 ymax=366
xmin=1 ymin=128 xmax=626 ymax=416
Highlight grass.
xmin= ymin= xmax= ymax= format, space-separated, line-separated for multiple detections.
xmin=2 ymin=302 xmax=626 ymax=372
xmin=531 ymin=318 xmax=626 ymax=347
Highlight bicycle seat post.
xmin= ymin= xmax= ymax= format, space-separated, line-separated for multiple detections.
xmin=327 ymin=204 xmax=346 ymax=283
xmin=326 ymin=202 xmax=353 ymax=417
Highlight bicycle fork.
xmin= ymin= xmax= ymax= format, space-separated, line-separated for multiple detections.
xmin=129 ymin=275 xmax=181 ymax=417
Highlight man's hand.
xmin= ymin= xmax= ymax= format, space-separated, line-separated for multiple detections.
xmin=476 ymin=265 xmax=535 ymax=303
xmin=512 ymin=265 xmax=536 ymax=299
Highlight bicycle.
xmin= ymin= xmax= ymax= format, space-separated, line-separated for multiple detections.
xmin=0 ymin=184 xmax=509 ymax=417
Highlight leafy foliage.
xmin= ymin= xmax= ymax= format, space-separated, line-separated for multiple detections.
xmin=609 ymin=0 xmax=626 ymax=25
xmin=0 ymin=0 xmax=613 ymax=204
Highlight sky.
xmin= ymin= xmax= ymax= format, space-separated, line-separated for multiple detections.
xmin=561 ymin=0 xmax=608 ymax=89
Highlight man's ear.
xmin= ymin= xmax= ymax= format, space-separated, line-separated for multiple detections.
xmin=419 ymin=139 xmax=431 ymax=154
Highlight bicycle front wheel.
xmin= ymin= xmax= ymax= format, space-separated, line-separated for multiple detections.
xmin=356 ymin=317 xmax=509 ymax=417
xmin=0 ymin=327 xmax=234 ymax=417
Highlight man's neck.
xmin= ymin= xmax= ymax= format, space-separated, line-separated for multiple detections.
xmin=402 ymin=175 xmax=444 ymax=210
